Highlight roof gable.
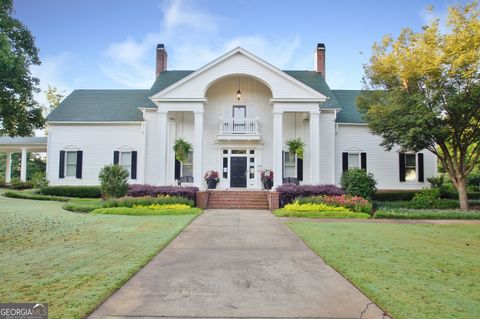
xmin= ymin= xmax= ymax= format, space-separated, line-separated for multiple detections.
xmin=151 ymin=47 xmax=327 ymax=101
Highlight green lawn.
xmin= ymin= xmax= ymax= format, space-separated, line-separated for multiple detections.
xmin=0 ymin=189 xmax=196 ymax=319
xmin=287 ymin=222 xmax=480 ymax=319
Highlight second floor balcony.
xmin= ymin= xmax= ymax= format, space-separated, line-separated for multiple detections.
xmin=218 ymin=117 xmax=261 ymax=140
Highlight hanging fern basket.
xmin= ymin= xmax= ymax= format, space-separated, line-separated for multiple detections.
xmin=173 ymin=138 xmax=193 ymax=162
xmin=286 ymin=138 xmax=305 ymax=159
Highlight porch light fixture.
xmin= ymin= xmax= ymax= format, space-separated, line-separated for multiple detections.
xmin=236 ymin=89 xmax=241 ymax=100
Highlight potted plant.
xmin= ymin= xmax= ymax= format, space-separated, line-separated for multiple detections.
xmin=286 ymin=138 xmax=305 ymax=159
xmin=173 ymin=138 xmax=193 ymax=162
xmin=261 ymin=169 xmax=274 ymax=190
xmin=204 ymin=170 xmax=220 ymax=189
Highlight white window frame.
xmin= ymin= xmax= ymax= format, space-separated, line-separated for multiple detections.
xmin=283 ymin=151 xmax=297 ymax=178
xmin=119 ymin=151 xmax=132 ymax=177
xmin=181 ymin=151 xmax=193 ymax=177
xmin=347 ymin=152 xmax=361 ymax=169
xmin=65 ymin=151 xmax=77 ymax=178
xmin=405 ymin=153 xmax=417 ymax=182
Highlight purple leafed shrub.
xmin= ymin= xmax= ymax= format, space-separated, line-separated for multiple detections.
xmin=276 ymin=184 xmax=344 ymax=207
xmin=127 ymin=184 xmax=199 ymax=202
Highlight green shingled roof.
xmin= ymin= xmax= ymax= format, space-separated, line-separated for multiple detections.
xmin=284 ymin=71 xmax=340 ymax=109
xmin=48 ymin=70 xmax=363 ymax=122
xmin=332 ymin=90 xmax=366 ymax=123
xmin=47 ymin=89 xmax=151 ymax=122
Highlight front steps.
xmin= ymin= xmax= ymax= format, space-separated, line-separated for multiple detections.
xmin=206 ymin=190 xmax=270 ymax=210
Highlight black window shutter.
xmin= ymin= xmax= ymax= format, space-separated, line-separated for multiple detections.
xmin=417 ymin=153 xmax=424 ymax=182
xmin=282 ymin=151 xmax=285 ymax=179
xmin=297 ymin=157 xmax=303 ymax=181
xmin=399 ymin=153 xmax=406 ymax=182
xmin=113 ymin=151 xmax=119 ymax=164
xmin=76 ymin=151 xmax=83 ymax=179
xmin=59 ymin=150 xmax=65 ymax=179
xmin=342 ymin=152 xmax=348 ymax=172
xmin=175 ymin=159 xmax=181 ymax=179
xmin=361 ymin=152 xmax=367 ymax=170
xmin=131 ymin=151 xmax=137 ymax=179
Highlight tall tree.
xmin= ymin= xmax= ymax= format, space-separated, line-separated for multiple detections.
xmin=358 ymin=2 xmax=480 ymax=209
xmin=0 ymin=0 xmax=44 ymax=136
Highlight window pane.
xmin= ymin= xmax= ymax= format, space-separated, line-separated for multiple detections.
xmin=66 ymin=164 xmax=76 ymax=177
xmin=233 ymin=106 xmax=246 ymax=118
xmin=285 ymin=167 xmax=296 ymax=178
xmin=182 ymin=165 xmax=193 ymax=177
xmin=66 ymin=151 xmax=77 ymax=164
xmin=120 ymin=152 xmax=131 ymax=165
xmin=285 ymin=152 xmax=295 ymax=164
xmin=184 ymin=152 xmax=193 ymax=165
xmin=405 ymin=168 xmax=417 ymax=181
xmin=406 ymin=154 xmax=416 ymax=167
xmin=348 ymin=153 xmax=359 ymax=168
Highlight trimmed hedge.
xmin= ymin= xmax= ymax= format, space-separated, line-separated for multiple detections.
xmin=276 ymin=184 xmax=344 ymax=207
xmin=373 ymin=191 xmax=419 ymax=201
xmin=9 ymin=181 xmax=34 ymax=190
xmin=127 ymin=184 xmax=198 ymax=201
xmin=441 ymin=190 xmax=480 ymax=200
xmin=39 ymin=186 xmax=102 ymax=198
xmin=103 ymin=196 xmax=194 ymax=208
xmin=62 ymin=199 xmax=103 ymax=213
xmin=91 ymin=206 xmax=201 ymax=216
xmin=3 ymin=190 xmax=70 ymax=202
xmin=375 ymin=209 xmax=480 ymax=220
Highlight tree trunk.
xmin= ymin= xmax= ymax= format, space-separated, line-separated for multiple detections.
xmin=457 ymin=177 xmax=469 ymax=210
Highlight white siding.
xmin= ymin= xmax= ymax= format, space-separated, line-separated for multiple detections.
xmin=319 ymin=111 xmax=336 ymax=184
xmin=47 ymin=123 xmax=145 ymax=185
xmin=335 ymin=124 xmax=437 ymax=189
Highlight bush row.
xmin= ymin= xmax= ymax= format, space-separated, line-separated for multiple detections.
xmin=127 ymin=184 xmax=198 ymax=201
xmin=91 ymin=206 xmax=201 ymax=216
xmin=3 ymin=190 xmax=70 ymax=202
xmin=276 ymin=184 xmax=344 ymax=207
xmin=297 ymin=195 xmax=373 ymax=214
xmin=39 ymin=186 xmax=102 ymax=198
xmin=104 ymin=196 xmax=194 ymax=208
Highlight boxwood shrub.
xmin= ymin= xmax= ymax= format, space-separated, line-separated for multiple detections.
xmin=39 ymin=186 xmax=102 ymax=198
xmin=276 ymin=184 xmax=344 ymax=207
xmin=373 ymin=191 xmax=419 ymax=201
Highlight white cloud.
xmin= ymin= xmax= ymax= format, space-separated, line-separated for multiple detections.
xmin=99 ymin=0 xmax=306 ymax=88
xmin=31 ymin=52 xmax=77 ymax=105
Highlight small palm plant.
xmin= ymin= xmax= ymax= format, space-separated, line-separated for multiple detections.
xmin=173 ymin=138 xmax=193 ymax=162
xmin=286 ymin=138 xmax=305 ymax=159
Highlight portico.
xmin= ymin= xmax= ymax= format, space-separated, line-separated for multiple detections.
xmin=0 ymin=137 xmax=48 ymax=182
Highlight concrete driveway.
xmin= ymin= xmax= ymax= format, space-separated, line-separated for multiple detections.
xmin=89 ymin=210 xmax=388 ymax=319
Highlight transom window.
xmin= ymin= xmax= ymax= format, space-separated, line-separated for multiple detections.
xmin=66 ymin=151 xmax=77 ymax=177
xmin=405 ymin=154 xmax=417 ymax=181
xmin=119 ymin=152 xmax=132 ymax=175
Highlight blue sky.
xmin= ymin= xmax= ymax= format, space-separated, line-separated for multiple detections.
xmin=13 ymin=0 xmax=461 ymax=100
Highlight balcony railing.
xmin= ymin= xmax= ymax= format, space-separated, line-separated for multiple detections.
xmin=219 ymin=117 xmax=259 ymax=134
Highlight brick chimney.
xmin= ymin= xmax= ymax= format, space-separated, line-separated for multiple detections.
xmin=315 ymin=43 xmax=326 ymax=78
xmin=156 ymin=44 xmax=167 ymax=77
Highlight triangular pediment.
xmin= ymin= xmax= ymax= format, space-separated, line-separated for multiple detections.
xmin=150 ymin=47 xmax=326 ymax=101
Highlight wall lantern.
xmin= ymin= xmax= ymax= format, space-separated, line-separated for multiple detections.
xmin=236 ymin=89 xmax=241 ymax=101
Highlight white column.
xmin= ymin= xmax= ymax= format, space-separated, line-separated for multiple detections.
xmin=20 ymin=148 xmax=27 ymax=182
xmin=309 ymin=110 xmax=320 ymax=184
xmin=5 ymin=152 xmax=12 ymax=183
xmin=193 ymin=111 xmax=204 ymax=188
xmin=158 ymin=110 xmax=168 ymax=185
xmin=272 ymin=110 xmax=283 ymax=188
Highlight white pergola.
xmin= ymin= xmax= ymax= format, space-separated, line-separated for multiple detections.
xmin=0 ymin=137 xmax=48 ymax=182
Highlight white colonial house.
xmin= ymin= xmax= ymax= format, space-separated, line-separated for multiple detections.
xmin=1 ymin=44 xmax=436 ymax=190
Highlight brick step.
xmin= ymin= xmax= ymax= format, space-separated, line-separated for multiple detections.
xmin=206 ymin=190 xmax=269 ymax=209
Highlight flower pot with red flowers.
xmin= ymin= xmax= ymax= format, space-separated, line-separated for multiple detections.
xmin=261 ymin=169 xmax=274 ymax=190
xmin=204 ymin=170 xmax=220 ymax=189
